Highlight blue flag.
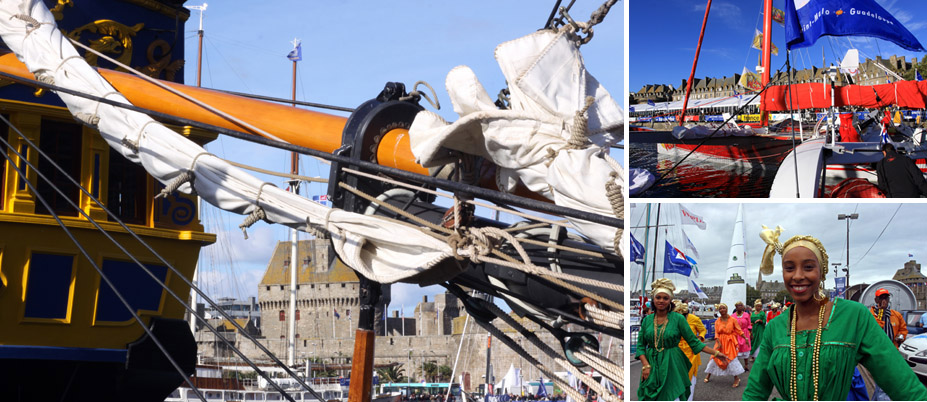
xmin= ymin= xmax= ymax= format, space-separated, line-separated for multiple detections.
xmin=537 ymin=378 xmax=547 ymax=397
xmin=647 ymin=99 xmax=655 ymax=106
xmin=784 ymin=0 xmax=925 ymax=51
xmin=287 ymin=43 xmax=302 ymax=61
xmin=663 ymin=241 xmax=692 ymax=276
xmin=629 ymin=106 xmax=635 ymax=112
xmin=630 ymin=233 xmax=645 ymax=264
xmin=917 ymin=70 xmax=924 ymax=81
xmin=689 ymin=278 xmax=708 ymax=299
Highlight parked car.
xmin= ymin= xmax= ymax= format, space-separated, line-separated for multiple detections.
xmin=904 ymin=310 xmax=927 ymax=336
xmin=900 ymin=334 xmax=927 ymax=378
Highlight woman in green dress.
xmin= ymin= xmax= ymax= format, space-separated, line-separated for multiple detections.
xmin=637 ymin=278 xmax=728 ymax=401
xmin=748 ymin=299 xmax=765 ymax=366
xmin=743 ymin=227 xmax=927 ymax=401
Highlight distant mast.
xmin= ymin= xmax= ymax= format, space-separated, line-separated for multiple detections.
xmin=720 ymin=204 xmax=746 ymax=308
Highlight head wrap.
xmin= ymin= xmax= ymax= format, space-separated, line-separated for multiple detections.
xmin=717 ymin=303 xmax=728 ymax=311
xmin=772 ymin=302 xmax=780 ymax=309
xmin=650 ymin=278 xmax=675 ymax=298
xmin=759 ymin=226 xmax=829 ymax=279
xmin=754 ymin=299 xmax=763 ymax=307
xmin=675 ymin=303 xmax=689 ymax=314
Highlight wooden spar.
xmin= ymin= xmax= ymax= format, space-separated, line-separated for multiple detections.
xmin=0 ymin=53 xmax=559 ymax=202
xmin=679 ymin=0 xmax=712 ymax=126
xmin=348 ymin=329 xmax=376 ymax=402
xmin=761 ymin=0 xmax=773 ymax=127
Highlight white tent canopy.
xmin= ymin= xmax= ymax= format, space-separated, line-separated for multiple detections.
xmin=629 ymin=94 xmax=760 ymax=113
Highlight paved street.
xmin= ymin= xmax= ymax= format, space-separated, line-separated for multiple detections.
xmin=629 ymin=351 xmax=769 ymax=401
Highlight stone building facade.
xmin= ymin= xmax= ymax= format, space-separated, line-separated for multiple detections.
xmin=893 ymin=259 xmax=927 ymax=309
xmin=632 ymin=54 xmax=918 ymax=104
xmin=195 ymin=239 xmax=619 ymax=390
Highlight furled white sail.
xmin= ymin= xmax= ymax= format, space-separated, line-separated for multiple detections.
xmin=408 ymin=27 xmax=624 ymax=254
xmin=0 ymin=0 xmax=454 ymax=284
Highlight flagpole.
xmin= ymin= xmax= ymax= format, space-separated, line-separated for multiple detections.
xmin=679 ymin=0 xmax=712 ymax=126
xmin=286 ymin=37 xmax=301 ymax=368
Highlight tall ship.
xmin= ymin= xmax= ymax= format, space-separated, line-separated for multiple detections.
xmin=0 ymin=1 xmax=623 ymax=401
xmin=0 ymin=1 xmax=216 ymax=400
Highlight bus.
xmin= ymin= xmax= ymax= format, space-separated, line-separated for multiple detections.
xmin=377 ymin=382 xmax=462 ymax=400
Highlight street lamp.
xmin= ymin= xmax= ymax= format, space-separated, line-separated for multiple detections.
xmin=827 ymin=65 xmax=840 ymax=143
xmin=838 ymin=213 xmax=859 ymax=291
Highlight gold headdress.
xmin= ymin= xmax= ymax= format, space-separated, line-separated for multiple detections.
xmin=755 ymin=299 xmax=763 ymax=307
xmin=650 ymin=278 xmax=675 ymax=298
xmin=759 ymin=226 xmax=829 ymax=278
xmin=675 ymin=303 xmax=689 ymax=314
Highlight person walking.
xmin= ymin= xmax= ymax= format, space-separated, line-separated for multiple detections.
xmin=704 ymin=303 xmax=746 ymax=388
xmin=636 ymin=278 xmax=728 ymax=401
xmin=674 ymin=303 xmax=706 ymax=401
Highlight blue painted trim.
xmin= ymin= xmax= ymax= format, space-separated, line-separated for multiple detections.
xmin=0 ymin=345 xmax=126 ymax=362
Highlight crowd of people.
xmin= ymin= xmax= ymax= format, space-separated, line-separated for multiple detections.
xmin=634 ymin=228 xmax=927 ymax=400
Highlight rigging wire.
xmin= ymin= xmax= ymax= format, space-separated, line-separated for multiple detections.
xmin=0 ymin=70 xmax=620 ymax=229
xmin=0 ymin=119 xmax=210 ymax=402
xmin=0 ymin=118 xmax=321 ymax=402
xmin=853 ymin=204 xmax=902 ymax=268
xmin=639 ymin=60 xmax=792 ymax=195
xmin=205 ymin=36 xmax=254 ymax=94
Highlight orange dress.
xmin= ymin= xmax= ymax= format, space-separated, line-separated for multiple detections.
xmin=712 ymin=316 xmax=743 ymax=370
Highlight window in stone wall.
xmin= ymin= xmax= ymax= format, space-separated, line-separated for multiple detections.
xmin=266 ymin=286 xmax=270 ymax=291
xmin=296 ymin=310 xmax=300 ymax=321
xmin=279 ymin=310 xmax=285 ymax=321
xmin=280 ymin=285 xmax=284 ymax=291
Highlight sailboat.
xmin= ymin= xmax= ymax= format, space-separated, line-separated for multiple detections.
xmin=629 ymin=0 xmax=927 ymax=198
xmin=719 ymin=205 xmax=747 ymax=308
xmin=0 ymin=1 xmax=623 ymax=402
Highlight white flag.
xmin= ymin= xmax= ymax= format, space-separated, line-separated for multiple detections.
xmin=679 ymin=205 xmax=707 ymax=230
xmin=682 ymin=229 xmax=700 ymax=260
xmin=689 ymin=277 xmax=708 ymax=299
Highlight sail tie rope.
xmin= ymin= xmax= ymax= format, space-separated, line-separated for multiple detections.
xmin=123 ymin=120 xmax=158 ymax=154
xmin=88 ymin=91 xmax=125 ymax=127
xmin=155 ymin=152 xmax=212 ymax=199
xmin=399 ymin=80 xmax=441 ymax=110
xmin=11 ymin=13 xmax=48 ymax=36
xmin=476 ymin=298 xmax=621 ymax=399
xmin=239 ymin=182 xmax=276 ymax=239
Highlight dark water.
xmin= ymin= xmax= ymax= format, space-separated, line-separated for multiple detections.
xmin=629 ymin=141 xmax=794 ymax=198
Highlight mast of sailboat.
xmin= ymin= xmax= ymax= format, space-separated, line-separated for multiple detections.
xmin=678 ymin=0 xmax=711 ymax=126
xmin=650 ymin=203 xmax=662 ymax=288
xmin=641 ymin=203 xmax=652 ymax=299
xmin=286 ymin=37 xmax=302 ymax=368
xmin=186 ymin=2 xmax=207 ymax=335
xmin=760 ymin=0 xmax=772 ymax=128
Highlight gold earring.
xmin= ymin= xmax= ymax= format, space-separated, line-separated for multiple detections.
xmin=814 ymin=280 xmax=826 ymax=301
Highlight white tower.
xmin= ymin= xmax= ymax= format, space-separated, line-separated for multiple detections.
xmin=720 ymin=204 xmax=747 ymax=309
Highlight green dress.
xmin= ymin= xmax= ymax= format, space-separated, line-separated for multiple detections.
xmin=750 ymin=311 xmax=766 ymax=356
xmin=743 ymin=298 xmax=927 ymax=401
xmin=636 ymin=312 xmax=706 ymax=401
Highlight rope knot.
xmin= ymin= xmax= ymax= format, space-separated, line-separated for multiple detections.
xmin=239 ymin=207 xmax=266 ymax=240
xmin=567 ymin=96 xmax=595 ymax=149
xmin=156 ymin=170 xmax=195 ymax=199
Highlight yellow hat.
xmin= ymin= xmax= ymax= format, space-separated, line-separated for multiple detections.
xmin=759 ymin=226 xmax=829 ymax=279
xmin=650 ymin=278 xmax=675 ymax=298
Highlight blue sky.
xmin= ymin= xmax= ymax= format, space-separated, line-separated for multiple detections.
xmin=630 ymin=0 xmax=927 ymax=93
xmin=183 ymin=1 xmax=623 ymax=315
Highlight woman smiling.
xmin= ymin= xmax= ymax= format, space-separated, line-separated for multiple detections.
xmin=742 ymin=227 xmax=927 ymax=401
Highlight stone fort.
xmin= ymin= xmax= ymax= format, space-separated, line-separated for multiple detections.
xmin=195 ymin=239 xmax=620 ymax=390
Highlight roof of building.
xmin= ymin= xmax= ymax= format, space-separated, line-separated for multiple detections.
xmin=260 ymin=240 xmax=358 ymax=285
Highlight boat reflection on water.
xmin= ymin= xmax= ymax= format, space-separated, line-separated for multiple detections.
xmin=630 ymin=137 xmax=795 ymax=197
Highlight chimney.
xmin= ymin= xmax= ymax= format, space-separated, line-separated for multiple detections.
xmin=423 ymin=295 xmax=428 ymax=303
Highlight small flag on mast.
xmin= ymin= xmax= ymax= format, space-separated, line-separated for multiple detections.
xmin=287 ymin=38 xmax=302 ymax=61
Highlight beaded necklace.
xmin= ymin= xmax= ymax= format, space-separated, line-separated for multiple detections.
xmin=653 ymin=314 xmax=669 ymax=352
xmin=789 ymin=303 xmax=825 ymax=401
